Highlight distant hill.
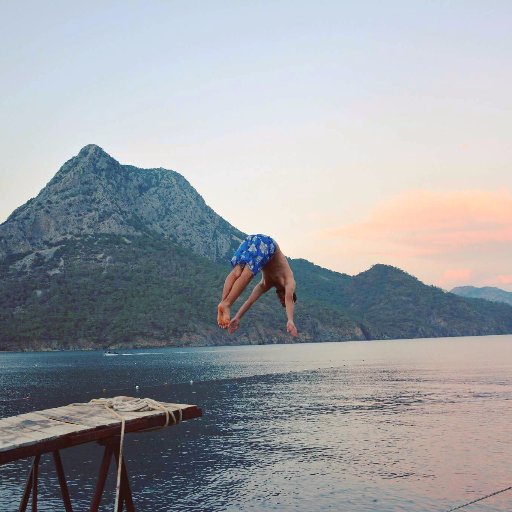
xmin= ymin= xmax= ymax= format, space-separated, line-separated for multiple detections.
xmin=1 ymin=145 xmax=511 ymax=350
xmin=337 ymin=265 xmax=512 ymax=339
xmin=451 ymin=286 xmax=512 ymax=306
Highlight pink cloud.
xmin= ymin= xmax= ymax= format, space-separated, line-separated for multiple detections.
xmin=483 ymin=274 xmax=512 ymax=286
xmin=323 ymin=189 xmax=512 ymax=258
xmin=439 ymin=268 xmax=475 ymax=287
xmin=315 ymin=189 xmax=512 ymax=289
xmin=437 ymin=268 xmax=475 ymax=289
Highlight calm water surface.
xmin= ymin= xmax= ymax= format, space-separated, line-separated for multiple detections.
xmin=0 ymin=336 xmax=511 ymax=511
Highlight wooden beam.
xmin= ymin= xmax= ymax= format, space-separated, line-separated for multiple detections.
xmin=112 ymin=444 xmax=136 ymax=512
xmin=31 ymin=455 xmax=40 ymax=512
xmin=90 ymin=443 xmax=114 ymax=512
xmin=18 ymin=458 xmax=35 ymax=512
xmin=1 ymin=405 xmax=202 ymax=465
xmin=52 ymin=451 xmax=73 ymax=512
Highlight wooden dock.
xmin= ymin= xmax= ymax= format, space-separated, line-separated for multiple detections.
xmin=0 ymin=397 xmax=202 ymax=511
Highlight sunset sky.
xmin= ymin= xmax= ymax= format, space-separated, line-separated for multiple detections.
xmin=1 ymin=1 xmax=511 ymax=290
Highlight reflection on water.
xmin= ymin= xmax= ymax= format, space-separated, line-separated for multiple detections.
xmin=1 ymin=335 xmax=511 ymax=511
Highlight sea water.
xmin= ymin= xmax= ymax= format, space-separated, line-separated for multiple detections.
xmin=0 ymin=335 xmax=511 ymax=511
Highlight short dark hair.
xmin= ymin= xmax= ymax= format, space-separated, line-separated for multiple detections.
xmin=276 ymin=289 xmax=298 ymax=305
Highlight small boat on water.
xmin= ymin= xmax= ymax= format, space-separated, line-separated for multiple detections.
xmin=104 ymin=349 xmax=119 ymax=356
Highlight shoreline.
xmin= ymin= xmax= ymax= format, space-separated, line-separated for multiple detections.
xmin=1 ymin=332 xmax=511 ymax=355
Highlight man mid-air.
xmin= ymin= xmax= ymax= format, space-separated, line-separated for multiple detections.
xmin=217 ymin=234 xmax=298 ymax=336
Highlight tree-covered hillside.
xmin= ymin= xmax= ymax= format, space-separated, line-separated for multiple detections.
xmin=335 ymin=265 xmax=512 ymax=339
xmin=1 ymin=145 xmax=511 ymax=350
xmin=0 ymin=234 xmax=363 ymax=350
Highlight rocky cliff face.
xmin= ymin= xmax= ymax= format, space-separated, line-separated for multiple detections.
xmin=0 ymin=144 xmax=244 ymax=263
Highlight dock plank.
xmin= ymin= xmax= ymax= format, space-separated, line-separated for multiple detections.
xmin=0 ymin=399 xmax=202 ymax=465
xmin=2 ymin=413 xmax=81 ymax=434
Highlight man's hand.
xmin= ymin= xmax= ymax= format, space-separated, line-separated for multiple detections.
xmin=228 ymin=317 xmax=240 ymax=334
xmin=287 ymin=320 xmax=298 ymax=337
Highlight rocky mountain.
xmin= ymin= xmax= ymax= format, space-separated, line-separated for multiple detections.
xmin=451 ymin=286 xmax=512 ymax=306
xmin=0 ymin=144 xmax=244 ymax=263
xmin=1 ymin=145 xmax=511 ymax=350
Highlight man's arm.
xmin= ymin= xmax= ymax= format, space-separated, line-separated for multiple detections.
xmin=228 ymin=281 xmax=269 ymax=333
xmin=285 ymin=283 xmax=298 ymax=337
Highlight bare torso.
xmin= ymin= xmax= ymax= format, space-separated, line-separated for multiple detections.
xmin=261 ymin=244 xmax=295 ymax=291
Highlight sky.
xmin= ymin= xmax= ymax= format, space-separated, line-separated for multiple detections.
xmin=1 ymin=1 xmax=511 ymax=290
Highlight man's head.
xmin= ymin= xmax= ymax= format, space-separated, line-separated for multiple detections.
xmin=276 ymin=288 xmax=297 ymax=307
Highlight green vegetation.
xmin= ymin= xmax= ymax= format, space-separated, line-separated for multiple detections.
xmin=0 ymin=235 xmax=361 ymax=350
xmin=333 ymin=264 xmax=512 ymax=339
xmin=1 ymin=238 xmax=511 ymax=351
xmin=1 ymin=145 xmax=511 ymax=351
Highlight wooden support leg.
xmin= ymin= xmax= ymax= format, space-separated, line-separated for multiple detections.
xmin=19 ymin=456 xmax=36 ymax=512
xmin=52 ymin=451 xmax=73 ymax=512
xmin=31 ymin=455 xmax=40 ymax=512
xmin=90 ymin=443 xmax=114 ymax=512
xmin=112 ymin=449 xmax=136 ymax=512
xmin=19 ymin=453 xmax=73 ymax=512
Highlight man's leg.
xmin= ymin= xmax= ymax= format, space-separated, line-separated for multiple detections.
xmin=217 ymin=266 xmax=243 ymax=328
xmin=221 ymin=265 xmax=243 ymax=301
xmin=217 ymin=266 xmax=254 ymax=328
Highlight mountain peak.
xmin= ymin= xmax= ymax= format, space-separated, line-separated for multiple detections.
xmin=366 ymin=264 xmax=408 ymax=276
xmin=355 ymin=264 xmax=420 ymax=284
xmin=78 ymin=144 xmax=108 ymax=158
xmin=71 ymin=144 xmax=118 ymax=171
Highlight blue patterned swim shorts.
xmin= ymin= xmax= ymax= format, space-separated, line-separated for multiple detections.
xmin=230 ymin=234 xmax=277 ymax=275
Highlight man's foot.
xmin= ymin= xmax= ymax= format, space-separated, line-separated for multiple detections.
xmin=217 ymin=302 xmax=230 ymax=328
xmin=228 ymin=317 xmax=240 ymax=334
